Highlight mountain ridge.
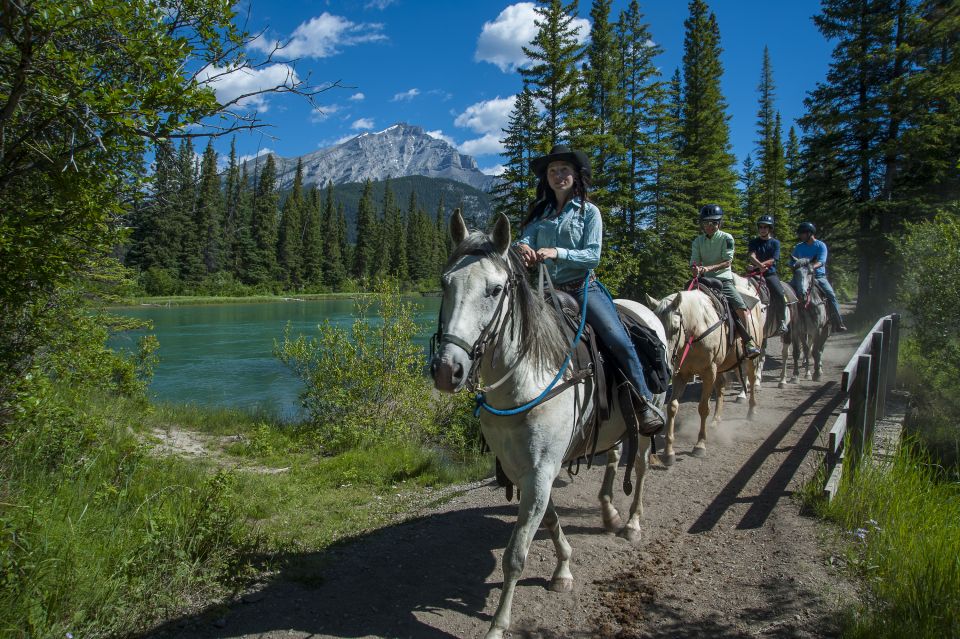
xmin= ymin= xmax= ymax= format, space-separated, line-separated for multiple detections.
xmin=243 ymin=123 xmax=498 ymax=192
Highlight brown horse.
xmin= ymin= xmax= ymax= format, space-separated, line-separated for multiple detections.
xmin=647 ymin=275 xmax=765 ymax=464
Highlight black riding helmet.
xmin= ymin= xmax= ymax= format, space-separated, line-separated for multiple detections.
xmin=699 ymin=204 xmax=723 ymax=221
xmin=797 ymin=221 xmax=816 ymax=235
xmin=757 ymin=214 xmax=775 ymax=227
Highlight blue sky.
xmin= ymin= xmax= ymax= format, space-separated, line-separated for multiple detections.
xmin=208 ymin=0 xmax=833 ymax=177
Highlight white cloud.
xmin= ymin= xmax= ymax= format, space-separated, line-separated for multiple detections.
xmin=310 ymin=103 xmax=342 ymax=123
xmin=251 ymin=13 xmax=386 ymax=59
xmin=349 ymin=92 xmax=365 ymax=101
xmin=365 ymin=0 xmax=396 ymax=8
xmin=475 ymin=3 xmax=590 ymax=72
xmin=238 ymin=148 xmax=275 ymax=164
xmin=351 ymin=117 xmax=375 ymax=130
xmin=391 ymin=88 xmax=420 ymax=102
xmin=197 ymin=64 xmax=298 ymax=112
xmin=425 ymin=129 xmax=456 ymax=146
xmin=459 ymin=133 xmax=504 ymax=156
xmin=481 ymin=164 xmax=506 ymax=176
xmin=454 ymin=95 xmax=515 ymax=135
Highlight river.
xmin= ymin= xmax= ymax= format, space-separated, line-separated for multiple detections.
xmin=110 ymin=297 xmax=442 ymax=420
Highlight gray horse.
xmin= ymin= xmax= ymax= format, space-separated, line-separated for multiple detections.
xmin=787 ymin=259 xmax=831 ymax=381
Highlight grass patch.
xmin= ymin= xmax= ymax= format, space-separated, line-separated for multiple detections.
xmin=809 ymin=439 xmax=960 ymax=639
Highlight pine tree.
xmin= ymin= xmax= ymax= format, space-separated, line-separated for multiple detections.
xmin=520 ymin=0 xmax=587 ymax=150
xmin=434 ymin=197 xmax=449 ymax=276
xmin=321 ymin=181 xmax=346 ymax=288
xmin=232 ymin=165 xmax=257 ymax=283
xmin=248 ymin=154 xmax=280 ymax=285
xmin=799 ymin=0 xmax=905 ymax=312
xmin=678 ymin=0 xmax=740 ymax=240
xmin=277 ymin=159 xmax=305 ymax=287
xmin=337 ymin=203 xmax=352 ymax=281
xmin=754 ymin=48 xmax=789 ymax=226
xmin=493 ymin=86 xmax=540 ymax=223
xmin=612 ymin=0 xmax=664 ymax=237
xmin=387 ymin=182 xmax=408 ymax=281
xmin=784 ymin=126 xmax=802 ymax=224
xmin=301 ymin=186 xmax=323 ymax=286
xmin=405 ymin=191 xmax=432 ymax=282
xmin=222 ymin=138 xmax=241 ymax=274
xmin=570 ymin=0 xmax=623 ymax=214
xmin=353 ymin=179 xmax=376 ymax=281
xmin=127 ymin=140 xmax=179 ymax=274
xmin=194 ymin=140 xmax=223 ymax=275
xmin=174 ymin=138 xmax=204 ymax=284
xmin=740 ymin=153 xmax=761 ymax=222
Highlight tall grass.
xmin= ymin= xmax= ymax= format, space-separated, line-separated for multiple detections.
xmin=816 ymin=439 xmax=960 ymax=639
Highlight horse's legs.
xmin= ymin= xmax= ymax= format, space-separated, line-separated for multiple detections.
xmin=813 ymin=329 xmax=829 ymax=381
xmin=712 ymin=369 xmax=725 ymax=424
xmin=664 ymin=373 xmax=690 ymax=465
xmin=618 ymin=440 xmax=649 ymax=544
xmin=598 ymin=445 xmax=623 ymax=532
xmin=791 ymin=333 xmax=801 ymax=383
xmin=778 ymin=332 xmax=789 ymax=388
xmin=746 ymin=359 xmax=758 ymax=419
xmin=487 ymin=471 xmax=554 ymax=639
xmin=542 ymin=497 xmax=573 ymax=592
xmin=694 ymin=366 xmax=716 ymax=456
xmin=803 ymin=337 xmax=813 ymax=380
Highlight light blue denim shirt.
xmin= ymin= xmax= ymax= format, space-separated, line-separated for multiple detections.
xmin=517 ymin=198 xmax=602 ymax=285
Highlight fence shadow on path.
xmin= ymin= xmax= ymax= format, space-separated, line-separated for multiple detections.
xmin=143 ymin=500 xmax=518 ymax=639
xmin=687 ymin=381 xmax=842 ymax=534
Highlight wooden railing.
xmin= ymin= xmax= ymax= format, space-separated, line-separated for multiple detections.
xmin=823 ymin=313 xmax=901 ymax=501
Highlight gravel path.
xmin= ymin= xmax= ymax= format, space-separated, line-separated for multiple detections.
xmin=147 ymin=331 xmax=861 ymax=639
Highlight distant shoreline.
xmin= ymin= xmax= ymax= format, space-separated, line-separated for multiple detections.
xmin=112 ymin=291 xmax=441 ymax=308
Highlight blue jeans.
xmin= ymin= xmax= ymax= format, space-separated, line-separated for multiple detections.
xmin=584 ymin=281 xmax=653 ymax=401
xmin=793 ymin=273 xmax=843 ymax=324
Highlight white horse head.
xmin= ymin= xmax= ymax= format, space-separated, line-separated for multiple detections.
xmin=430 ymin=210 xmax=565 ymax=394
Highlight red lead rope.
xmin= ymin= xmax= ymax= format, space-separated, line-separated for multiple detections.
xmin=676 ymin=270 xmax=700 ymax=371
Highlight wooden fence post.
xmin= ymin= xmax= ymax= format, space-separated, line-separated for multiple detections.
xmin=888 ymin=313 xmax=900 ymax=391
xmin=847 ymin=354 xmax=872 ymax=474
xmin=879 ymin=318 xmax=893 ymax=418
xmin=867 ymin=332 xmax=883 ymax=446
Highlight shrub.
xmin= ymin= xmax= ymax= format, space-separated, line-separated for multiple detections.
xmin=276 ymin=280 xmax=480 ymax=454
xmin=897 ymin=209 xmax=960 ymax=475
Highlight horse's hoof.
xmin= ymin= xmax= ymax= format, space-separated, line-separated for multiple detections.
xmin=549 ymin=577 xmax=574 ymax=593
xmin=778 ymin=381 xmax=787 ymax=388
xmin=661 ymin=452 xmax=676 ymax=466
xmin=602 ymin=512 xmax=624 ymax=533
xmin=648 ymin=453 xmax=663 ymax=467
xmin=617 ymin=527 xmax=642 ymax=544
xmin=692 ymin=447 xmax=707 ymax=458
xmin=484 ymin=629 xmax=506 ymax=639
xmin=747 ymin=409 xmax=755 ymax=421
xmin=735 ymin=392 xmax=746 ymax=402
xmin=813 ymin=373 xmax=822 ymax=382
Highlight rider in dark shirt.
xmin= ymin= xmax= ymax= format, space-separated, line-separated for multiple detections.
xmin=747 ymin=215 xmax=788 ymax=335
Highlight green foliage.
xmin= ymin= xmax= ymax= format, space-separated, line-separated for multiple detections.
xmin=813 ymin=440 xmax=960 ymax=639
xmin=897 ymin=209 xmax=960 ymax=473
xmin=276 ymin=281 xmax=480 ymax=454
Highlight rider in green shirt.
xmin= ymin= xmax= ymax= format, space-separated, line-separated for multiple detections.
xmin=690 ymin=204 xmax=761 ymax=359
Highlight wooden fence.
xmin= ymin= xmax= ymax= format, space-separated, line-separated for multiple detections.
xmin=822 ymin=313 xmax=901 ymax=501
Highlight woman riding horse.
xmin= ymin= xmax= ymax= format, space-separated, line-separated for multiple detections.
xmin=748 ymin=214 xmax=789 ymax=335
xmin=516 ymin=145 xmax=664 ymax=432
xmin=790 ymin=221 xmax=847 ymax=332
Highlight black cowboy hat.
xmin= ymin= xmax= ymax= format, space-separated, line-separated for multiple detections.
xmin=530 ymin=145 xmax=591 ymax=180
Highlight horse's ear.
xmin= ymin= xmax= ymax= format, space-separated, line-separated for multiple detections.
xmin=669 ymin=294 xmax=682 ymax=310
xmin=450 ymin=208 xmax=468 ymax=246
xmin=492 ymin=213 xmax=512 ymax=257
xmin=645 ymin=294 xmax=661 ymax=308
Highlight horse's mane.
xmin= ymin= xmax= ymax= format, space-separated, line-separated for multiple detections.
xmin=445 ymin=233 xmax=568 ymax=371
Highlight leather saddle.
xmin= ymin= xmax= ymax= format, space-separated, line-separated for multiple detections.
xmin=744 ymin=271 xmax=771 ymax=305
xmin=688 ymin=277 xmax=737 ymax=349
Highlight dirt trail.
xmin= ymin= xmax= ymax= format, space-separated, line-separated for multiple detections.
xmin=147 ymin=331 xmax=861 ymax=639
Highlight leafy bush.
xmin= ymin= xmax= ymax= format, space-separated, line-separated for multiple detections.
xmin=276 ymin=280 xmax=480 ymax=455
xmin=897 ymin=209 xmax=960 ymax=474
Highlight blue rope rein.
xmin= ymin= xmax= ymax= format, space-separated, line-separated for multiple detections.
xmin=474 ymin=271 xmax=591 ymax=417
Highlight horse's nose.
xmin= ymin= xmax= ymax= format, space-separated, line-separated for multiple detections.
xmin=451 ymin=361 xmax=464 ymax=386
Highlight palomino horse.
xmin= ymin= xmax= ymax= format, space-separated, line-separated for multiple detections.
xmin=431 ymin=211 xmax=668 ymax=639
xmin=743 ymin=271 xmax=794 ymax=390
xmin=788 ymin=259 xmax=831 ymax=382
xmin=646 ymin=275 xmax=764 ymax=464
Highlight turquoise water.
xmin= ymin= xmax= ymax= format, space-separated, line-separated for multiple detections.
xmin=110 ymin=297 xmax=442 ymax=420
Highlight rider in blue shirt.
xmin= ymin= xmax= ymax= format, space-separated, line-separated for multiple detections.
xmin=790 ymin=222 xmax=847 ymax=332
xmin=748 ymin=215 xmax=788 ymax=335
xmin=517 ymin=145 xmax=664 ymax=432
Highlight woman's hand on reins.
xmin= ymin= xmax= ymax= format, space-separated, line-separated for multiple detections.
xmin=517 ymin=243 xmax=537 ymax=267
xmin=535 ymin=247 xmax=559 ymax=262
